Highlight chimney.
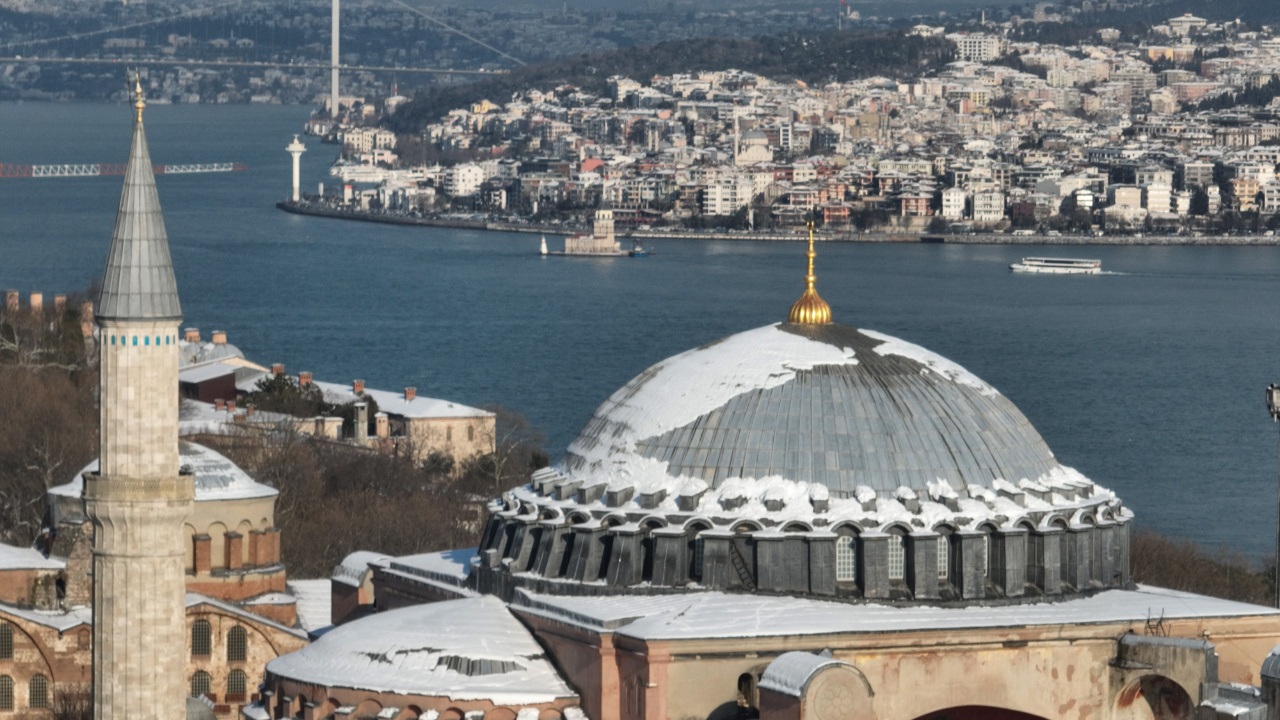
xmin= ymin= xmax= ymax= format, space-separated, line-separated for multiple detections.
xmin=227 ymin=400 xmax=236 ymax=413
xmin=215 ymin=399 xmax=225 ymax=411
xmin=353 ymin=379 xmax=365 ymax=394
xmin=272 ymin=363 xmax=285 ymax=376
xmin=233 ymin=412 xmax=247 ymax=423
xmin=247 ymin=404 xmax=256 ymax=417
xmin=404 ymin=387 xmax=416 ymax=401
xmin=79 ymin=301 xmax=94 ymax=338
xmin=184 ymin=328 xmax=200 ymax=343
xmin=54 ymin=295 xmax=66 ymax=313
xmin=4 ymin=291 xmax=16 ymax=314
xmin=299 ymin=371 xmax=313 ymax=386
xmin=355 ymin=402 xmax=368 ymax=445
xmin=211 ymin=330 xmax=227 ymax=345
xmin=376 ymin=412 xmax=389 ymax=439
xmin=29 ymin=292 xmax=42 ymax=313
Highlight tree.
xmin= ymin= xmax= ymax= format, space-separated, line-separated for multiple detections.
xmin=460 ymin=406 xmax=547 ymax=496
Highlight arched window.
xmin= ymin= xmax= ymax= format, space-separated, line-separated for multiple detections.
xmin=191 ymin=620 xmax=211 ymax=657
xmin=467 ymin=426 xmax=474 ymax=442
xmin=190 ymin=671 xmax=212 ymax=699
xmin=835 ymin=535 xmax=857 ymax=582
xmin=0 ymin=675 xmax=12 ymax=710
xmin=227 ymin=626 xmax=247 ymax=662
xmin=691 ymin=535 xmax=706 ymax=581
xmin=0 ymin=625 xmax=12 ymax=659
xmin=28 ymin=675 xmax=48 ymax=709
xmin=887 ymin=532 xmax=905 ymax=581
xmin=227 ymin=669 xmax=247 ymax=697
xmin=446 ymin=427 xmax=453 ymax=442
xmin=936 ymin=535 xmax=949 ymax=579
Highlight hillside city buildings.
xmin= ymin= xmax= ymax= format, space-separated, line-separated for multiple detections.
xmin=321 ymin=13 xmax=1280 ymax=235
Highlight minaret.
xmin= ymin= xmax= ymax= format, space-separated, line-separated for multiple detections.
xmin=85 ymin=76 xmax=194 ymax=720
xmin=287 ymin=135 xmax=306 ymax=202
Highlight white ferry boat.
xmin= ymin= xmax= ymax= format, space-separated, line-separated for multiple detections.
xmin=1010 ymin=257 xmax=1102 ymax=274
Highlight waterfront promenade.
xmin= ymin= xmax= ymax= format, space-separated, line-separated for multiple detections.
xmin=276 ymin=199 xmax=1280 ymax=246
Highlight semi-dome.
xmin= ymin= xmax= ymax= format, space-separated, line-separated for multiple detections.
xmin=563 ymin=322 xmax=1061 ymax=497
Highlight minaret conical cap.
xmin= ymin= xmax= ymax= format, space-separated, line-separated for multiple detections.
xmin=96 ymin=76 xmax=182 ymax=322
xmin=787 ymin=223 xmax=831 ymax=325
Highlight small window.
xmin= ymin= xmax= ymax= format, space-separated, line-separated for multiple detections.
xmin=0 ymin=624 xmax=12 ymax=659
xmin=446 ymin=427 xmax=452 ymax=442
xmin=28 ymin=675 xmax=47 ymax=709
xmin=227 ymin=626 xmax=247 ymax=662
xmin=191 ymin=620 xmax=211 ymax=657
xmin=467 ymin=425 xmax=474 ymax=441
xmin=691 ymin=535 xmax=705 ymax=580
xmin=937 ymin=535 xmax=949 ymax=579
xmin=227 ymin=669 xmax=247 ymax=696
xmin=835 ymin=535 xmax=857 ymax=582
xmin=190 ymin=671 xmax=211 ymax=699
xmin=0 ymin=675 xmax=12 ymax=710
xmin=887 ymin=533 xmax=905 ymax=581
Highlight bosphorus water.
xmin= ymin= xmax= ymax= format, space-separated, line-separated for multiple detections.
xmin=4 ymin=102 xmax=1280 ymax=557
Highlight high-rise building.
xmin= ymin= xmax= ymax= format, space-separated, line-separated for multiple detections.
xmin=85 ymin=79 xmax=195 ymax=720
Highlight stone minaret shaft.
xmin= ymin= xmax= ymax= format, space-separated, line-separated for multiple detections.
xmin=85 ymin=81 xmax=194 ymax=720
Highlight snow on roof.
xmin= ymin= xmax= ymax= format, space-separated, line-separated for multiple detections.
xmin=186 ymin=592 xmax=308 ymax=639
xmin=179 ymin=362 xmax=238 ymax=384
xmin=178 ymin=399 xmax=294 ymax=437
xmin=860 ymin=329 xmax=997 ymax=397
xmin=243 ymin=593 xmax=295 ymax=606
xmin=52 ymin=441 xmax=277 ymax=502
xmin=234 ymin=372 xmax=492 ymax=421
xmin=0 ymin=600 xmax=91 ymax=632
xmin=385 ymin=548 xmax=478 ymax=585
xmin=513 ymin=585 xmax=1280 ymax=642
xmin=0 ymin=543 xmax=64 ymax=571
xmin=332 ymin=551 xmax=391 ymax=587
xmin=564 ymin=324 xmax=858 ymax=472
xmin=242 ymin=704 xmax=270 ymax=720
xmin=287 ymin=579 xmax=334 ymax=635
xmin=758 ymin=652 xmax=842 ymax=697
xmin=265 ymin=596 xmax=577 ymax=704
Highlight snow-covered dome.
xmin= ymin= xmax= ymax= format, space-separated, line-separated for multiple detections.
xmin=49 ymin=441 xmax=277 ymax=526
xmin=563 ymin=322 xmax=1063 ymax=498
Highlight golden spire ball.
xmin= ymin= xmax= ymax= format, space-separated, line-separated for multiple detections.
xmin=787 ymin=222 xmax=832 ymax=325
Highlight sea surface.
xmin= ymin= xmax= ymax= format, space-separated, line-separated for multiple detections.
xmin=3 ymin=102 xmax=1280 ymax=558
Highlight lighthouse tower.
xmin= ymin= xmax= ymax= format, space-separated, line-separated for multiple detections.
xmin=85 ymin=77 xmax=194 ymax=720
xmin=287 ymin=135 xmax=306 ymax=202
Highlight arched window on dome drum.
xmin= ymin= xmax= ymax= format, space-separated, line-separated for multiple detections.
xmin=1026 ymin=526 xmax=1044 ymax=591
xmin=190 ymin=671 xmax=211 ymax=699
xmin=835 ymin=535 xmax=857 ymax=582
xmin=191 ymin=620 xmax=211 ymax=657
xmin=936 ymin=535 xmax=949 ymax=579
xmin=28 ymin=675 xmax=48 ymax=709
xmin=227 ymin=625 xmax=247 ymax=662
xmin=887 ymin=533 xmax=905 ymax=581
xmin=0 ymin=675 xmax=12 ymax=710
xmin=687 ymin=524 xmax=711 ymax=582
xmin=227 ymin=669 xmax=247 ymax=698
xmin=0 ymin=624 xmax=12 ymax=659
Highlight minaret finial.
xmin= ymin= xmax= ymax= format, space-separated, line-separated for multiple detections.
xmin=787 ymin=221 xmax=832 ymax=325
xmin=133 ymin=72 xmax=145 ymax=123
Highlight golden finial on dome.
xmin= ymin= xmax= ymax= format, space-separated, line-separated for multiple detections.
xmin=133 ymin=72 xmax=145 ymax=123
xmin=788 ymin=221 xmax=832 ymax=325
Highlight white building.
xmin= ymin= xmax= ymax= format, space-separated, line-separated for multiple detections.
xmin=701 ymin=177 xmax=755 ymax=216
xmin=941 ymin=187 xmax=967 ymax=220
xmin=443 ymin=163 xmax=484 ymax=198
xmin=971 ymin=190 xmax=1005 ymax=222
xmin=945 ymin=33 xmax=1007 ymax=62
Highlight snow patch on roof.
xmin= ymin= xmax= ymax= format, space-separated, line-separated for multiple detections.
xmin=565 ymin=324 xmax=857 ymax=471
xmin=0 ymin=543 xmax=64 ymax=571
xmin=758 ymin=652 xmax=843 ymax=697
xmin=332 ymin=551 xmax=391 ymax=587
xmin=265 ymin=596 xmax=577 ymax=704
xmin=52 ymin=441 xmax=277 ymax=502
xmin=287 ymin=579 xmax=334 ymax=634
xmin=861 ymin=328 xmax=997 ymax=397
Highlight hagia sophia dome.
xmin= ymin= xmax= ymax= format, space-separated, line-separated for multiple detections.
xmin=476 ymin=237 xmax=1130 ymax=601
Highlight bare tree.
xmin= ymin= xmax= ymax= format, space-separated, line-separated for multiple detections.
xmin=51 ymin=684 xmax=92 ymax=720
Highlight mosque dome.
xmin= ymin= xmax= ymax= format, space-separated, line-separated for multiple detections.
xmin=562 ymin=321 xmax=1062 ymax=497
xmin=474 ymin=250 xmax=1130 ymax=603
